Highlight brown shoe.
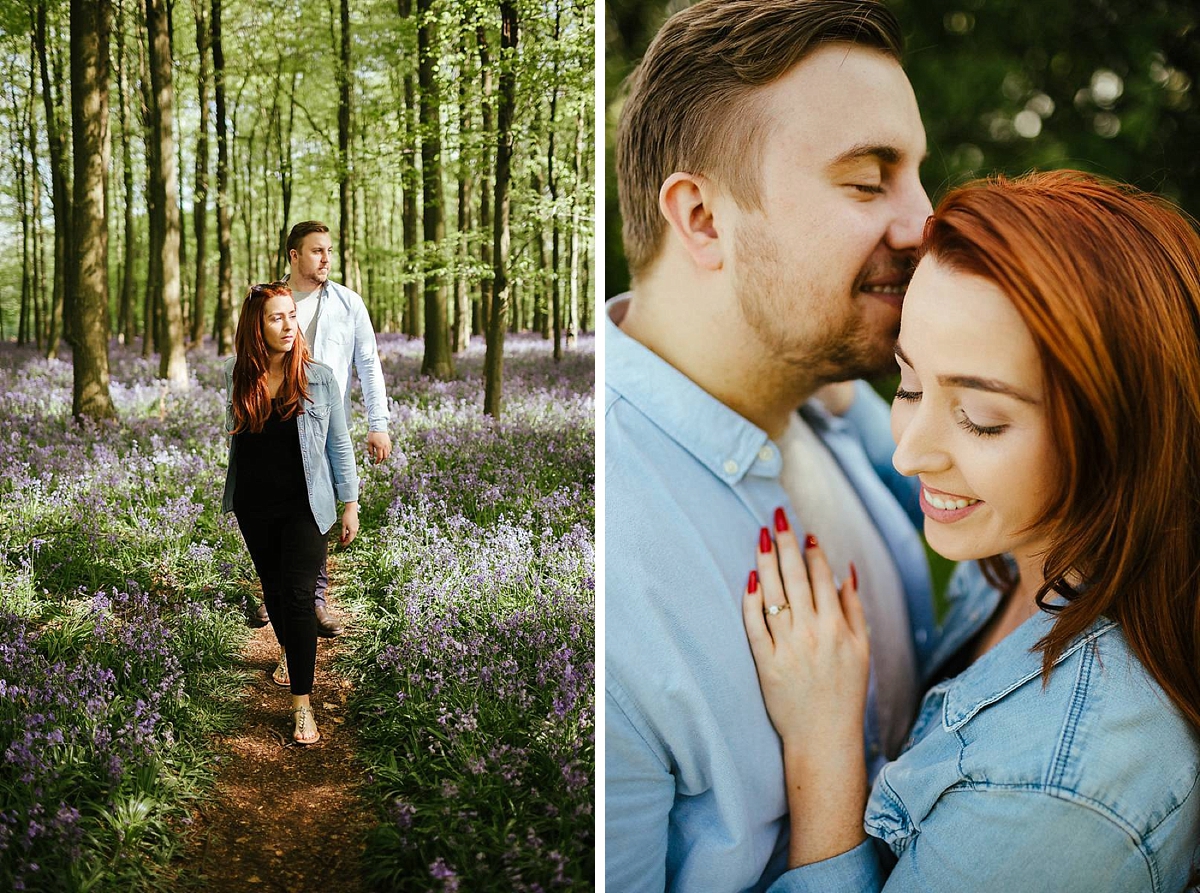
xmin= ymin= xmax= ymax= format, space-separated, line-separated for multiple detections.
xmin=248 ymin=600 xmax=270 ymax=629
xmin=315 ymin=604 xmax=344 ymax=638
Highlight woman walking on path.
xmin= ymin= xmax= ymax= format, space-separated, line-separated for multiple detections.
xmin=223 ymin=281 xmax=360 ymax=745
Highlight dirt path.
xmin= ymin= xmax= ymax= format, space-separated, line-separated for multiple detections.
xmin=179 ymin=604 xmax=374 ymax=893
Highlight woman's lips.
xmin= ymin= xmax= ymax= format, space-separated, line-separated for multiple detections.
xmin=919 ymin=486 xmax=983 ymax=522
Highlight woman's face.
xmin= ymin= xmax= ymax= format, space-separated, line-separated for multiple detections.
xmin=261 ymin=293 xmax=297 ymax=356
xmin=890 ymin=256 xmax=1059 ymax=568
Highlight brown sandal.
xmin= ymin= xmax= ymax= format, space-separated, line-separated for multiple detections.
xmin=292 ymin=705 xmax=320 ymax=745
xmin=271 ymin=653 xmax=290 ymax=688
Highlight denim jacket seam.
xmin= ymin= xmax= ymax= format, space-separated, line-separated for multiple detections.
xmin=1048 ymin=638 xmax=1097 ymax=789
xmin=1140 ymin=766 xmax=1200 ymax=863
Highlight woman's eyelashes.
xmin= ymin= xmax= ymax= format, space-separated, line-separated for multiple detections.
xmin=956 ymin=412 xmax=1006 ymax=437
xmin=893 ymin=385 xmax=1008 ymax=438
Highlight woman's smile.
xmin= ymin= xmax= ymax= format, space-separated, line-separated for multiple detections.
xmin=918 ymin=484 xmax=983 ymax=522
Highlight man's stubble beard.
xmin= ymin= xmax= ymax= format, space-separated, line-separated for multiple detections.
xmin=734 ymin=223 xmax=899 ymax=387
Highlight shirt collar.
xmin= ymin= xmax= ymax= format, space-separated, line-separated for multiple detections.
xmin=941 ymin=609 xmax=1118 ymax=731
xmin=605 ymin=295 xmax=783 ymax=483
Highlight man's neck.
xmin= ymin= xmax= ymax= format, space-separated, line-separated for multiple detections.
xmin=617 ymin=273 xmax=819 ymax=439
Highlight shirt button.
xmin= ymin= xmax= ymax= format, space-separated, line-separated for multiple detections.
xmin=723 ymin=459 xmax=739 ymax=475
xmin=758 ymin=446 xmax=774 ymax=462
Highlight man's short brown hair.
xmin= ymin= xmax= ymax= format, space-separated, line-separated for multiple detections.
xmin=286 ymin=220 xmax=331 ymax=259
xmin=616 ymin=0 xmax=903 ymax=277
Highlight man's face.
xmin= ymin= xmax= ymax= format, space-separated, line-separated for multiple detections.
xmin=726 ymin=44 xmax=932 ymax=382
xmin=290 ymin=232 xmax=333 ymax=288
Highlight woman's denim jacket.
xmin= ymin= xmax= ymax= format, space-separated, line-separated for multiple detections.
xmin=221 ymin=357 xmax=359 ymax=534
xmin=772 ymin=561 xmax=1200 ymax=893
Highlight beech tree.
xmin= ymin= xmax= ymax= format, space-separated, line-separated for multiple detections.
xmin=68 ymin=0 xmax=116 ymax=420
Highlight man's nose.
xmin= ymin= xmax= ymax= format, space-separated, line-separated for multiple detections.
xmin=886 ymin=175 xmax=934 ymax=252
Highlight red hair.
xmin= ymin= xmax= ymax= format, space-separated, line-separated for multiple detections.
xmin=922 ymin=170 xmax=1200 ymax=731
xmin=230 ymin=281 xmax=310 ymax=434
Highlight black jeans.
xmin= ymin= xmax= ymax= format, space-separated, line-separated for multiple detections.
xmin=235 ymin=505 xmax=326 ymax=696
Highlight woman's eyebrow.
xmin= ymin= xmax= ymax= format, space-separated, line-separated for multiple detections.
xmin=894 ymin=342 xmax=1039 ymax=404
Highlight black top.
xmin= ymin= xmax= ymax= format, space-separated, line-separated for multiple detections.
xmin=232 ymin=405 xmax=309 ymax=516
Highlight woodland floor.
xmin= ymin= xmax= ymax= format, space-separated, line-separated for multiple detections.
xmin=177 ymin=592 xmax=374 ymax=893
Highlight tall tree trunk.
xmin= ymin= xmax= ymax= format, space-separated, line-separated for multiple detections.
xmin=9 ymin=83 xmax=31 ymax=346
xmin=337 ymin=0 xmax=356 ymax=289
xmin=567 ymin=106 xmax=582 ymax=348
xmin=531 ymin=164 xmax=549 ymax=339
xmin=28 ymin=42 xmax=45 ymax=351
xmin=25 ymin=42 xmax=45 ymax=348
xmin=476 ymin=24 xmax=493 ymax=337
xmin=398 ymin=0 xmax=421 ymax=337
xmin=418 ymin=0 xmax=454 ymax=378
xmin=147 ymin=0 xmax=188 ymax=386
xmin=548 ymin=3 xmax=562 ymax=358
xmin=402 ymin=68 xmax=421 ymax=336
xmin=276 ymin=69 xmax=297 ymax=278
xmin=69 ymin=0 xmax=117 ymax=420
xmin=212 ymin=0 xmax=234 ymax=352
xmin=115 ymin=0 xmax=136 ymax=346
xmin=453 ymin=27 xmax=472 ymax=353
xmin=236 ymin=119 xmax=255 ymax=283
xmin=190 ymin=0 xmax=211 ymax=344
xmin=138 ymin=6 xmax=160 ymax=358
xmin=36 ymin=0 xmax=72 ymax=361
xmin=484 ymin=2 xmax=517 ymax=417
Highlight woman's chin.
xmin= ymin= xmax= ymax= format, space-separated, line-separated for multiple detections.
xmin=924 ymin=526 xmax=991 ymax=563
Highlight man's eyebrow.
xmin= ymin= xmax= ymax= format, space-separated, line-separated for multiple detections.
xmin=828 ymin=143 xmax=929 ymax=168
xmin=894 ymin=343 xmax=1039 ymax=404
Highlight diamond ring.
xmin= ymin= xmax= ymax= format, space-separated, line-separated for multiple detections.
xmin=764 ymin=604 xmax=790 ymax=616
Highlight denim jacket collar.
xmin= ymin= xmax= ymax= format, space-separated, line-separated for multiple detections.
xmin=941 ymin=608 xmax=1118 ymax=731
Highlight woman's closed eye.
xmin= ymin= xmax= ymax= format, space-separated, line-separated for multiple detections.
xmin=957 ymin=411 xmax=1006 ymax=437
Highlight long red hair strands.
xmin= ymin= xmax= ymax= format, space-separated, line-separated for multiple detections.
xmin=922 ymin=170 xmax=1200 ymax=734
xmin=230 ymin=282 xmax=311 ymax=434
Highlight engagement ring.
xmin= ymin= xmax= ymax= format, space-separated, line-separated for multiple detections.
xmin=764 ymin=604 xmax=790 ymax=616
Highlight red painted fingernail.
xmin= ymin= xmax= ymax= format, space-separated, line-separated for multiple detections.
xmin=850 ymin=562 xmax=858 ymax=589
xmin=804 ymin=533 xmax=818 ymax=550
xmin=748 ymin=570 xmax=758 ymax=594
xmin=773 ymin=507 xmax=789 ymax=532
xmin=759 ymin=527 xmax=772 ymax=553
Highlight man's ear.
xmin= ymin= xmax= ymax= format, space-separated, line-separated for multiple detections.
xmin=658 ymin=172 xmax=726 ymax=272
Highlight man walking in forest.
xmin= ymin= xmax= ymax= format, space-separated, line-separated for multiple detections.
xmin=248 ymin=220 xmax=391 ymax=637
xmin=605 ymin=1 xmax=938 ymax=889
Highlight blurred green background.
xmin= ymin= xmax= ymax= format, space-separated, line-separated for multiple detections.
xmin=605 ymin=0 xmax=1200 ymax=296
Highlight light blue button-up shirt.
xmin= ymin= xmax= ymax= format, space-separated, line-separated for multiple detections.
xmin=604 ymin=297 xmax=937 ymax=892
xmin=775 ymin=560 xmax=1200 ymax=893
xmin=284 ymin=276 xmax=389 ymax=433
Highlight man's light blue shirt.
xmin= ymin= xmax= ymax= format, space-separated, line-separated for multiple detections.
xmin=604 ymin=297 xmax=937 ymax=892
xmin=286 ymin=276 xmax=389 ymax=432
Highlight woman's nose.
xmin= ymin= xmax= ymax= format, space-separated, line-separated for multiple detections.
xmin=892 ymin=407 xmax=951 ymax=478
